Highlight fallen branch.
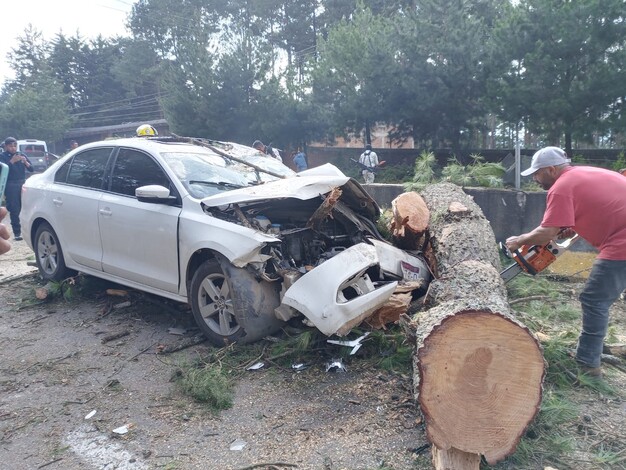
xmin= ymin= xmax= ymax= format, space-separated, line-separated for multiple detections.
xmin=601 ymin=354 xmax=626 ymax=373
xmin=508 ymin=295 xmax=552 ymax=306
xmin=236 ymin=463 xmax=298 ymax=470
xmin=158 ymin=335 xmax=206 ymax=354
xmin=101 ymin=330 xmax=131 ymax=344
xmin=37 ymin=458 xmax=63 ymax=469
xmin=127 ymin=342 xmax=158 ymax=361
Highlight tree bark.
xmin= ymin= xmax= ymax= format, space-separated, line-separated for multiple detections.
xmin=400 ymin=183 xmax=545 ymax=467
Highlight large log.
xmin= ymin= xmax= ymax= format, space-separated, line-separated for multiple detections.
xmin=400 ymin=183 xmax=545 ymax=468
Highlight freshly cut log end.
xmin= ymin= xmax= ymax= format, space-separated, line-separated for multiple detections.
xmin=417 ymin=310 xmax=545 ymax=464
xmin=390 ymin=191 xmax=430 ymax=249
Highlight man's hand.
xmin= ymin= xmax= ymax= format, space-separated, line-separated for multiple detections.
xmin=0 ymin=207 xmax=11 ymax=255
xmin=505 ymin=236 xmax=523 ymax=253
xmin=10 ymin=154 xmax=27 ymax=165
xmin=557 ymin=228 xmax=576 ymax=240
xmin=505 ymin=226 xmax=563 ymax=254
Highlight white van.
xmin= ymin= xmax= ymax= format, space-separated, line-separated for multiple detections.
xmin=17 ymin=139 xmax=49 ymax=172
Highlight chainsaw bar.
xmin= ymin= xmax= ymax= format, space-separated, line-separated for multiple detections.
xmin=500 ymin=262 xmax=524 ymax=283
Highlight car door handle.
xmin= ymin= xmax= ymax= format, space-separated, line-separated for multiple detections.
xmin=99 ymin=208 xmax=112 ymax=216
xmin=52 ymin=198 xmax=63 ymax=206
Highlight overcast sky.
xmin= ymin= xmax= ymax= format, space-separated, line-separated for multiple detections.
xmin=1 ymin=0 xmax=135 ymax=86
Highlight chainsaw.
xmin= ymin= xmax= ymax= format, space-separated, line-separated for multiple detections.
xmin=500 ymin=234 xmax=579 ymax=283
xmin=350 ymin=158 xmax=386 ymax=173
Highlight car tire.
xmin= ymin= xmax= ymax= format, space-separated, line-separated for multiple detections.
xmin=190 ymin=257 xmax=285 ymax=346
xmin=34 ymin=222 xmax=75 ymax=281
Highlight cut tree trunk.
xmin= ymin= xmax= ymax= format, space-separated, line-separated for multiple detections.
xmin=399 ymin=183 xmax=545 ymax=468
xmin=390 ymin=191 xmax=430 ymax=250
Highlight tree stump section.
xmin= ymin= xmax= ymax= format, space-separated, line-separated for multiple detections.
xmin=390 ymin=191 xmax=430 ymax=249
xmin=399 ymin=183 xmax=545 ymax=468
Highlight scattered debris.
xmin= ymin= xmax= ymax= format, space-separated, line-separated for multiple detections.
xmin=327 ymin=332 xmax=370 ymax=355
xmin=84 ymin=410 xmax=97 ymax=420
xmin=113 ymin=301 xmax=131 ymax=309
xmin=106 ymin=289 xmax=129 ymax=297
xmin=101 ymin=330 xmax=130 ymax=344
xmin=157 ymin=334 xmax=206 ymax=354
xmin=167 ymin=327 xmax=187 ymax=336
xmin=291 ymin=363 xmax=309 ymax=371
xmin=246 ymin=362 xmax=265 ymax=371
xmin=325 ymin=359 xmax=347 ymax=373
xmin=604 ymin=343 xmax=626 ymax=358
xmin=35 ymin=287 xmax=48 ymax=300
xmin=112 ymin=425 xmax=130 ymax=435
xmin=229 ymin=438 xmax=247 ymax=451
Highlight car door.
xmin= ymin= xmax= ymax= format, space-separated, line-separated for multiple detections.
xmin=50 ymin=147 xmax=113 ymax=270
xmin=99 ymin=147 xmax=182 ymax=293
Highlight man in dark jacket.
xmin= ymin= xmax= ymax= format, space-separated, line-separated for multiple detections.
xmin=0 ymin=137 xmax=34 ymax=240
xmin=253 ymin=140 xmax=283 ymax=162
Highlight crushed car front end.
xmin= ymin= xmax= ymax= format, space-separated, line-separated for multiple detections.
xmin=198 ymin=173 xmax=431 ymax=337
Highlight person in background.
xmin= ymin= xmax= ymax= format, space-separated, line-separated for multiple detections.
xmin=0 ymin=207 xmax=11 ymax=254
xmin=506 ymin=147 xmax=626 ymax=378
xmin=358 ymin=144 xmax=379 ymax=184
xmin=0 ymin=137 xmax=34 ymax=241
xmin=293 ymin=147 xmax=308 ymax=172
xmin=619 ymin=168 xmax=626 ymax=176
xmin=69 ymin=140 xmax=79 ymax=150
xmin=253 ymin=140 xmax=282 ymax=162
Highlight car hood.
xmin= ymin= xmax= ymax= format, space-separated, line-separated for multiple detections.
xmin=200 ymin=174 xmax=380 ymax=219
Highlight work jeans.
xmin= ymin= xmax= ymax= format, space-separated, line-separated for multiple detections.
xmin=4 ymin=180 xmax=24 ymax=237
xmin=576 ymin=259 xmax=626 ymax=368
xmin=362 ymin=170 xmax=375 ymax=184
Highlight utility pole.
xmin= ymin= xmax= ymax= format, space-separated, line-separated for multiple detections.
xmin=515 ymin=120 xmax=523 ymax=189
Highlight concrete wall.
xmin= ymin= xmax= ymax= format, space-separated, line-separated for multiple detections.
xmin=363 ymin=184 xmax=595 ymax=252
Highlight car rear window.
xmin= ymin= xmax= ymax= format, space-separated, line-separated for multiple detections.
xmin=20 ymin=144 xmax=46 ymax=157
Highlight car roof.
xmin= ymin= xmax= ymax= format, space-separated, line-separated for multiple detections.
xmin=79 ymin=137 xmax=203 ymax=152
xmin=76 ymin=136 xmax=259 ymax=157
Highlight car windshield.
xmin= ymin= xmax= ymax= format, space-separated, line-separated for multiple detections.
xmin=215 ymin=142 xmax=295 ymax=182
xmin=161 ymin=151 xmax=252 ymax=198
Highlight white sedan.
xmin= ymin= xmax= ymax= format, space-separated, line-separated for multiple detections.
xmin=20 ymin=136 xmax=430 ymax=346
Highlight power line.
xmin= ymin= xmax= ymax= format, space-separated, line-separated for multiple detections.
xmin=70 ymin=91 xmax=168 ymax=113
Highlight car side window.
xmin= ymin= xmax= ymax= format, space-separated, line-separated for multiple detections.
xmin=110 ymin=148 xmax=171 ymax=197
xmin=63 ymin=148 xmax=113 ymax=189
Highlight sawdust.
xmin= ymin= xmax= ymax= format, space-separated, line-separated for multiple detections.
xmin=546 ymin=251 xmax=598 ymax=280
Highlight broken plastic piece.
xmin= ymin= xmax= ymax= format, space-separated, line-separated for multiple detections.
xmin=247 ymin=362 xmax=265 ymax=371
xmin=84 ymin=410 xmax=96 ymax=420
xmin=326 ymin=358 xmax=347 ymax=373
xmin=112 ymin=425 xmax=129 ymax=435
xmin=327 ymin=332 xmax=371 ymax=355
xmin=291 ymin=363 xmax=309 ymax=371
xmin=230 ymin=438 xmax=247 ymax=451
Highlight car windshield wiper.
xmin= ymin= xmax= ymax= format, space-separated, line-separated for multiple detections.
xmin=189 ymin=180 xmax=244 ymax=189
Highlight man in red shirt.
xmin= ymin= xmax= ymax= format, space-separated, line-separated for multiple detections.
xmin=506 ymin=147 xmax=626 ymax=378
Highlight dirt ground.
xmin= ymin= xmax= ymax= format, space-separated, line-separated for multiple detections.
xmin=0 ymin=241 xmax=430 ymax=470
xmin=2 ymin=241 xmax=626 ymax=470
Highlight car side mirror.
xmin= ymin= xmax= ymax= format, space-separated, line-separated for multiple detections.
xmin=136 ymin=185 xmax=178 ymax=205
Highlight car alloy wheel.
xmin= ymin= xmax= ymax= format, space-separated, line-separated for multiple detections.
xmin=34 ymin=222 xmax=73 ymax=281
xmin=190 ymin=257 xmax=285 ymax=346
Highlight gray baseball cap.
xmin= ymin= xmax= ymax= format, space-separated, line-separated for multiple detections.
xmin=521 ymin=147 xmax=570 ymax=176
